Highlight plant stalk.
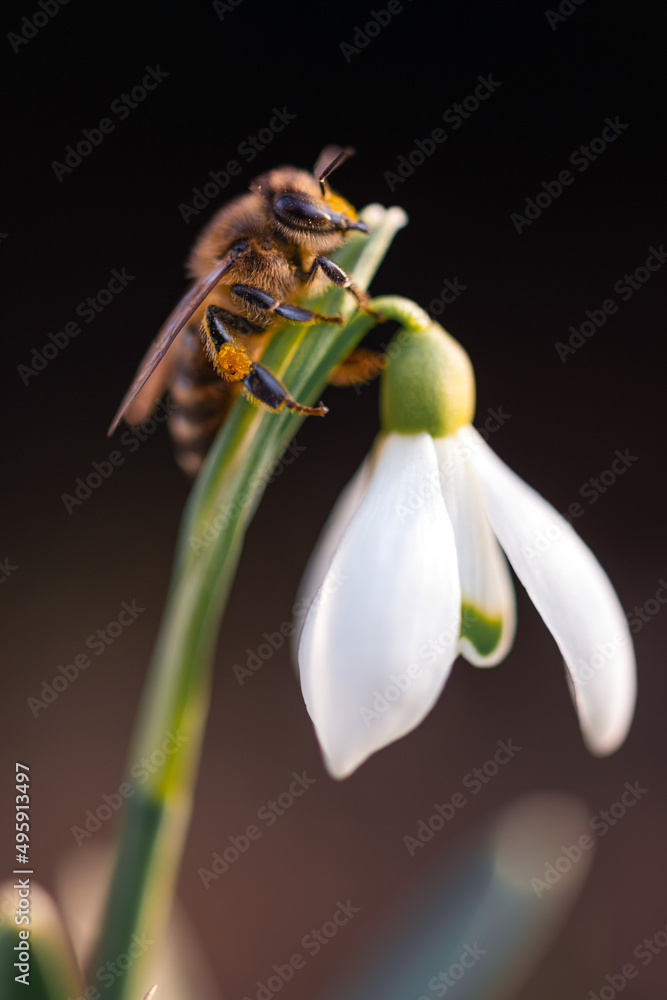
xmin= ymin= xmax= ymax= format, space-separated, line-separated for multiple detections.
xmin=92 ymin=206 xmax=408 ymax=1000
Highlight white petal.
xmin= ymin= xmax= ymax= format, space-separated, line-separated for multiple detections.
xmin=435 ymin=435 xmax=516 ymax=666
xmin=299 ymin=432 xmax=461 ymax=778
xmin=292 ymin=448 xmax=373 ymax=657
xmin=462 ymin=425 xmax=636 ymax=755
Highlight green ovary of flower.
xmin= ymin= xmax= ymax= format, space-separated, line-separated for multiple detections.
xmin=380 ymin=322 xmax=476 ymax=437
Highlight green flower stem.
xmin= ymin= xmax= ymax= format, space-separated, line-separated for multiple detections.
xmin=368 ymin=295 xmax=432 ymax=333
xmin=93 ymin=205 xmax=408 ymax=1000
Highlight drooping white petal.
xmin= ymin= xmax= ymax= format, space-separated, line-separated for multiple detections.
xmin=299 ymin=432 xmax=461 ymax=778
xmin=292 ymin=449 xmax=373 ymax=656
xmin=461 ymin=425 xmax=636 ymax=755
xmin=435 ymin=435 xmax=516 ymax=666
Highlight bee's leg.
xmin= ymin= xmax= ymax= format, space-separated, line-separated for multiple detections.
xmin=203 ymin=306 xmax=327 ymax=417
xmin=204 ymin=305 xmax=264 ymax=337
xmin=243 ymin=363 xmax=328 ymax=417
xmin=329 ymin=347 xmax=386 ymax=387
xmin=230 ymin=284 xmax=344 ymax=325
xmin=305 ymin=256 xmax=384 ymax=321
xmin=201 ymin=305 xmax=257 ymax=382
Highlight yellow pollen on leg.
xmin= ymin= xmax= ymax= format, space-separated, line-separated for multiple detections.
xmin=214 ymin=342 xmax=253 ymax=381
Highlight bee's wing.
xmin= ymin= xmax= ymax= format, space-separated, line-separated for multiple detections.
xmin=121 ymin=340 xmax=177 ymax=426
xmin=107 ymin=255 xmax=235 ymax=436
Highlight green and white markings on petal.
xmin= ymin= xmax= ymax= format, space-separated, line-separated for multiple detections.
xmin=461 ymin=425 xmax=637 ymax=755
xmin=379 ymin=321 xmax=512 ymax=662
xmin=297 ymin=313 xmax=636 ymax=774
xmin=434 ymin=434 xmax=517 ymax=665
xmin=299 ymin=433 xmax=461 ymax=779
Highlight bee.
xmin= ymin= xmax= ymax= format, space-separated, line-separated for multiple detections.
xmin=108 ymin=147 xmax=382 ymax=475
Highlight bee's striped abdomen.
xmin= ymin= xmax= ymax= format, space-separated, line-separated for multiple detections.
xmin=168 ymin=323 xmax=234 ymax=476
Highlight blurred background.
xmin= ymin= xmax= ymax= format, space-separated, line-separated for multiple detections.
xmin=2 ymin=0 xmax=666 ymax=996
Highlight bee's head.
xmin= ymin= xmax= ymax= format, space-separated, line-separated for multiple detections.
xmin=251 ymin=151 xmax=368 ymax=248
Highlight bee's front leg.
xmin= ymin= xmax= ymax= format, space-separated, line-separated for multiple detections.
xmin=230 ymin=284 xmax=343 ymax=325
xmin=304 ymin=256 xmax=385 ymax=321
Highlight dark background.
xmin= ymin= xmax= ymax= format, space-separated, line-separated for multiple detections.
xmin=2 ymin=0 xmax=666 ymax=996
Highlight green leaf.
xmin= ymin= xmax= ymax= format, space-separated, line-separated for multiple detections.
xmin=0 ymin=881 xmax=83 ymax=1000
xmin=93 ymin=204 xmax=408 ymax=1000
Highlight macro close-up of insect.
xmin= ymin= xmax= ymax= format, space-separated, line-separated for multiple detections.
xmin=4 ymin=4 xmax=664 ymax=997
xmin=109 ymin=146 xmax=382 ymax=475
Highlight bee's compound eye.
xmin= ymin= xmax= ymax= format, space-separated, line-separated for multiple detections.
xmin=273 ymin=193 xmax=332 ymax=230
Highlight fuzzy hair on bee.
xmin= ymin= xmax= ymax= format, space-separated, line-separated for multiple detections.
xmin=109 ymin=146 xmax=384 ymax=476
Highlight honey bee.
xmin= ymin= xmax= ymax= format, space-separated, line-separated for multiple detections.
xmin=108 ymin=147 xmax=382 ymax=475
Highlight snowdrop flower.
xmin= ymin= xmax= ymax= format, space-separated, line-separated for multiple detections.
xmin=297 ymin=320 xmax=636 ymax=778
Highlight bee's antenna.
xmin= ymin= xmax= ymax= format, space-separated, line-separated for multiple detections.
xmin=316 ymin=146 xmax=356 ymax=196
